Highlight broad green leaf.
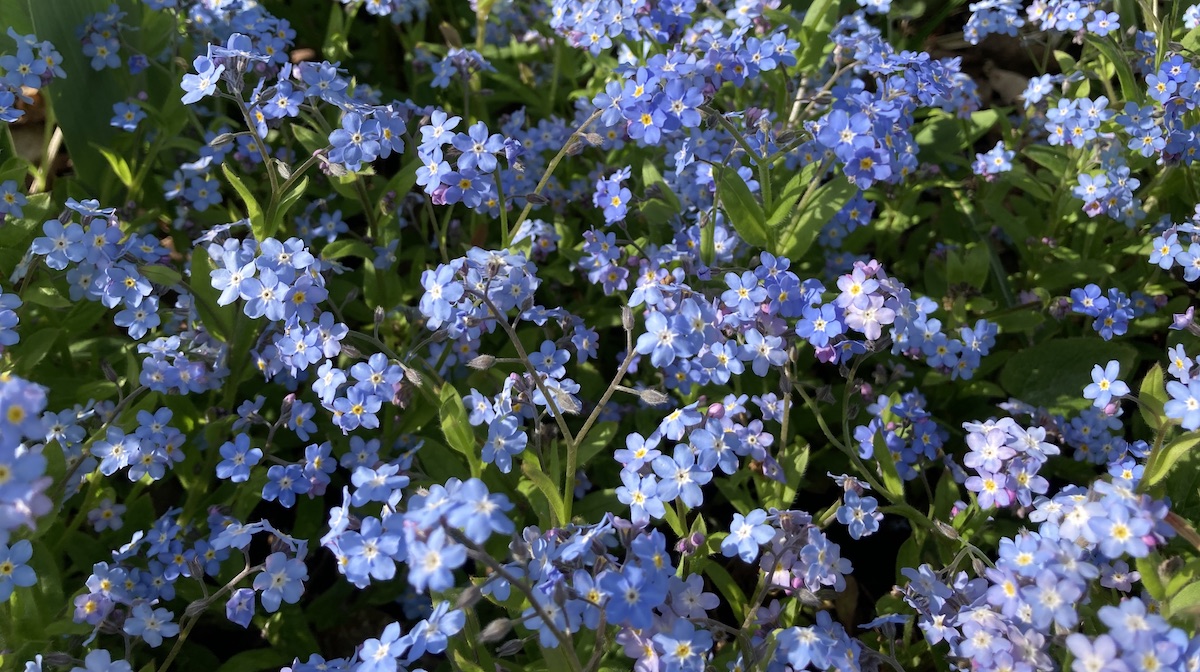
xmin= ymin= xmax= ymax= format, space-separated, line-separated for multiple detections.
xmin=872 ymin=428 xmax=904 ymax=500
xmin=999 ymin=338 xmax=1137 ymax=414
xmin=23 ymin=284 xmax=71 ymax=309
xmin=576 ymin=421 xmax=618 ymax=468
xmin=717 ymin=166 xmax=768 ymax=249
xmin=189 ymin=246 xmax=235 ymax=343
xmin=222 ymin=163 xmax=267 ymax=240
xmin=1140 ymin=363 xmax=1166 ymax=431
xmin=271 ymin=175 xmax=309 ymax=237
xmin=1143 ymin=433 xmax=1200 ymax=489
xmin=777 ymin=175 xmax=856 ymax=262
xmin=1086 ymin=35 xmax=1143 ymax=105
xmin=139 ymin=264 xmax=183 ymax=288
xmin=215 ymin=649 xmax=291 ymax=672
xmin=322 ymin=239 xmax=376 ymax=260
xmin=438 ymin=384 xmax=482 ymax=478
xmin=14 ymin=327 xmax=60 ymax=376
xmin=94 ymin=144 xmax=134 ymax=189
xmin=642 ymin=160 xmax=680 ymax=211
xmin=694 ymin=557 xmax=748 ymax=620
xmin=796 ymin=0 xmax=838 ymax=71
xmin=1138 ymin=553 xmax=1166 ymax=601
xmin=1167 ymin=581 xmax=1200 ymax=620
xmin=521 ymin=455 xmax=565 ymax=527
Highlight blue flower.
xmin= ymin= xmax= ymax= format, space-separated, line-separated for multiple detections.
xmin=721 ymin=508 xmax=774 ymax=562
xmin=1083 ymin=360 xmax=1130 ymax=408
xmin=406 ymin=528 xmax=466 ymax=594
xmin=69 ymin=649 xmax=132 ymax=672
xmin=252 ymin=551 xmax=307 ymax=613
xmin=0 ymin=540 xmax=36 ymax=600
xmin=180 ymin=56 xmax=224 ymax=104
xmin=110 ymin=101 xmax=146 ymax=132
xmin=123 ymin=603 xmax=179 ymax=647
xmin=216 ymin=435 xmax=262 ymax=483
xmin=262 ymin=464 xmax=309 ymax=507
xmin=482 ymin=414 xmax=526 ymax=473
xmin=225 ymin=587 xmax=255 ymax=628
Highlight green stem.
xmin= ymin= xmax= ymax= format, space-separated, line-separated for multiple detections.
xmin=508 ymin=110 xmax=602 ymax=246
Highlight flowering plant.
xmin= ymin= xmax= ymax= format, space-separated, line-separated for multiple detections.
xmin=2 ymin=0 xmax=1200 ymax=671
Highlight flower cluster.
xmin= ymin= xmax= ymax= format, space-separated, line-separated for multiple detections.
xmin=0 ymin=29 xmax=64 ymax=123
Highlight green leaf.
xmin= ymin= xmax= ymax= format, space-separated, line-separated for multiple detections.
xmin=94 ymin=144 xmax=134 ymax=189
xmin=451 ymin=649 xmax=488 ymax=672
xmin=1139 ymin=363 xmax=1166 ymax=431
xmin=778 ymin=175 xmax=856 ymax=261
xmin=23 ymin=284 xmax=71 ymax=309
xmin=576 ymin=421 xmax=618 ymax=468
xmin=322 ymin=239 xmax=376 ymax=260
xmin=694 ymin=557 xmax=748 ymax=620
xmin=189 ymin=246 xmax=235 ymax=343
xmin=717 ymin=165 xmax=768 ymax=249
xmin=1144 ymin=433 xmax=1200 ymax=489
xmin=215 ymin=649 xmax=291 ymax=672
xmin=1167 ymin=581 xmax=1200 ymax=620
xmin=872 ymin=427 xmax=904 ymax=499
xmin=796 ymin=0 xmax=838 ymax=71
xmin=271 ymin=175 xmax=309 ymax=237
xmin=642 ymin=161 xmax=680 ymax=211
xmin=1139 ymin=553 xmax=1166 ymax=601
xmin=13 ymin=327 xmax=60 ymax=376
xmin=999 ymin=337 xmax=1137 ymax=415
xmin=520 ymin=456 xmax=565 ymax=527
xmin=222 ymin=163 xmax=267 ymax=240
xmin=1086 ymin=35 xmax=1143 ymax=105
xmin=438 ymin=384 xmax=481 ymax=478
xmin=139 ymin=264 xmax=183 ymax=288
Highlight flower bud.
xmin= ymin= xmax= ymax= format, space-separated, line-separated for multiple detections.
xmin=621 ymin=305 xmax=634 ymax=331
xmin=497 ymin=638 xmax=526 ymax=657
xmin=479 ymin=618 xmax=513 ymax=643
xmin=100 ymin=359 xmax=119 ymax=384
xmin=639 ymin=388 xmax=670 ymax=406
xmin=456 ymin=582 xmax=483 ymax=610
xmin=934 ymin=520 xmax=959 ymax=540
xmin=468 ymin=354 xmax=496 ymax=370
xmin=209 ymin=132 xmax=237 ymax=148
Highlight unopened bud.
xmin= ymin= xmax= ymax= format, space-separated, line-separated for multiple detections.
xmin=101 ymin=359 xmax=118 ymax=383
xmin=552 ymin=387 xmax=582 ymax=414
xmin=274 ymin=159 xmax=292 ymax=180
xmin=456 ymin=582 xmax=483 ymax=610
xmin=41 ymin=653 xmax=76 ymax=667
xmin=374 ymin=305 xmax=385 ymax=326
xmin=209 ymin=132 xmax=237 ymax=148
xmin=340 ymin=343 xmax=363 ymax=359
xmin=795 ymin=588 xmax=822 ymax=607
xmin=480 ymin=618 xmax=513 ymax=643
xmin=186 ymin=556 xmax=206 ymax=579
xmin=564 ymin=138 xmax=585 ymax=155
xmin=639 ymin=388 xmax=670 ymax=406
xmin=584 ymin=132 xmax=605 ymax=146
xmin=468 ymin=354 xmax=496 ymax=370
xmin=707 ymin=403 xmax=725 ymax=418
xmin=969 ymin=557 xmax=987 ymax=576
xmin=403 ymin=365 xmax=423 ymax=386
xmin=621 ymin=306 xmax=634 ymax=331
xmin=934 ymin=520 xmax=959 ymax=540
xmin=497 ymin=638 xmax=526 ymax=657
xmin=524 ymin=192 xmax=549 ymax=205
xmin=280 ymin=393 xmax=296 ymax=419
xmin=327 ymin=161 xmax=349 ymax=178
